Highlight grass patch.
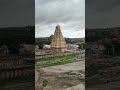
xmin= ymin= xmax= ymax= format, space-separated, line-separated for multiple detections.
xmin=42 ymin=79 xmax=48 ymax=87
xmin=35 ymin=54 xmax=76 ymax=62
xmin=38 ymin=59 xmax=76 ymax=67
xmin=0 ymin=75 xmax=34 ymax=86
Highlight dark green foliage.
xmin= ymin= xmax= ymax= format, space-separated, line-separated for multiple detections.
xmin=0 ymin=75 xmax=34 ymax=86
xmin=35 ymin=38 xmax=51 ymax=49
xmin=0 ymin=26 xmax=34 ymax=54
xmin=35 ymin=54 xmax=76 ymax=62
xmin=86 ymin=67 xmax=98 ymax=77
xmin=42 ymin=79 xmax=48 ymax=87
xmin=0 ymin=26 xmax=35 ymax=44
xmin=86 ymin=27 xmax=120 ymax=42
xmin=78 ymin=43 xmax=85 ymax=50
xmin=103 ymin=39 xmax=120 ymax=55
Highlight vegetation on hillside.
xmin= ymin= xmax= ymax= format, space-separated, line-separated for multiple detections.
xmin=0 ymin=26 xmax=34 ymax=54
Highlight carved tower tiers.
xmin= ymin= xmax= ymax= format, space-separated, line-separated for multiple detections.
xmin=51 ymin=24 xmax=67 ymax=52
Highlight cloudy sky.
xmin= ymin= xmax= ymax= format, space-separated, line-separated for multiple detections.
xmin=35 ymin=0 xmax=85 ymax=38
xmin=0 ymin=0 xmax=34 ymax=28
xmin=86 ymin=0 xmax=120 ymax=28
xmin=0 ymin=0 xmax=119 ymax=31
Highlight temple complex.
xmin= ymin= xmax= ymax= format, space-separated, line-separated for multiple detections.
xmin=51 ymin=24 xmax=67 ymax=52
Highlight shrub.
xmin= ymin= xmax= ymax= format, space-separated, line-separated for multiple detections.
xmin=42 ymin=79 xmax=48 ymax=87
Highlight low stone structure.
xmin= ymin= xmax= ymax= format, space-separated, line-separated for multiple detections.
xmin=0 ymin=54 xmax=34 ymax=79
xmin=0 ymin=66 xmax=34 ymax=79
xmin=67 ymin=44 xmax=79 ymax=50
xmin=43 ymin=44 xmax=51 ymax=49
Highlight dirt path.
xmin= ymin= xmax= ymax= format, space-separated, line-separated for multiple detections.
xmin=40 ymin=59 xmax=85 ymax=73
xmin=35 ymin=60 xmax=85 ymax=90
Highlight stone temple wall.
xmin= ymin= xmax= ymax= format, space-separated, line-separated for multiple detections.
xmin=0 ymin=67 xmax=34 ymax=79
xmin=0 ymin=54 xmax=34 ymax=79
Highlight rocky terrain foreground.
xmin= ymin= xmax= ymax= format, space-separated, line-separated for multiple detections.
xmin=63 ymin=84 xmax=85 ymax=90
xmin=35 ymin=60 xmax=85 ymax=90
xmin=86 ymin=81 xmax=120 ymax=90
xmin=0 ymin=82 xmax=34 ymax=90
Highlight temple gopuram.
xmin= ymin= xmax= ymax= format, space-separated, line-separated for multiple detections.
xmin=51 ymin=24 xmax=67 ymax=52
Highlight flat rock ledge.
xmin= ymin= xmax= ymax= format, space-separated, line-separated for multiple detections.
xmin=63 ymin=84 xmax=85 ymax=90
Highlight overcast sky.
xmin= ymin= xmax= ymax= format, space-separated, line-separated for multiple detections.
xmin=0 ymin=0 xmax=34 ymax=28
xmin=35 ymin=0 xmax=85 ymax=38
xmin=86 ymin=0 xmax=120 ymax=28
xmin=0 ymin=0 xmax=119 ymax=31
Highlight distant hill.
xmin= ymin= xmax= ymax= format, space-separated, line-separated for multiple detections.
xmin=0 ymin=26 xmax=35 ymax=45
xmin=35 ymin=36 xmax=85 ymax=49
xmin=86 ymin=27 xmax=120 ymax=42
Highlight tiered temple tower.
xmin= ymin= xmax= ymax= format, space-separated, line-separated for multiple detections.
xmin=51 ymin=24 xmax=67 ymax=52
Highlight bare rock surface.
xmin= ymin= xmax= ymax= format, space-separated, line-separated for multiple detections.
xmin=35 ymin=60 xmax=85 ymax=90
xmin=41 ymin=60 xmax=85 ymax=73
xmin=86 ymin=81 xmax=120 ymax=90
xmin=63 ymin=84 xmax=85 ymax=90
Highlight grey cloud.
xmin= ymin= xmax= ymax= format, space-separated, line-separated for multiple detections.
xmin=36 ymin=0 xmax=66 ymax=4
xmin=86 ymin=0 xmax=120 ymax=28
xmin=86 ymin=0 xmax=120 ymax=12
xmin=35 ymin=0 xmax=85 ymax=38
xmin=0 ymin=0 xmax=34 ymax=27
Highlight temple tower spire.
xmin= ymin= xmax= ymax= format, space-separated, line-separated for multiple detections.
xmin=51 ymin=24 xmax=67 ymax=52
